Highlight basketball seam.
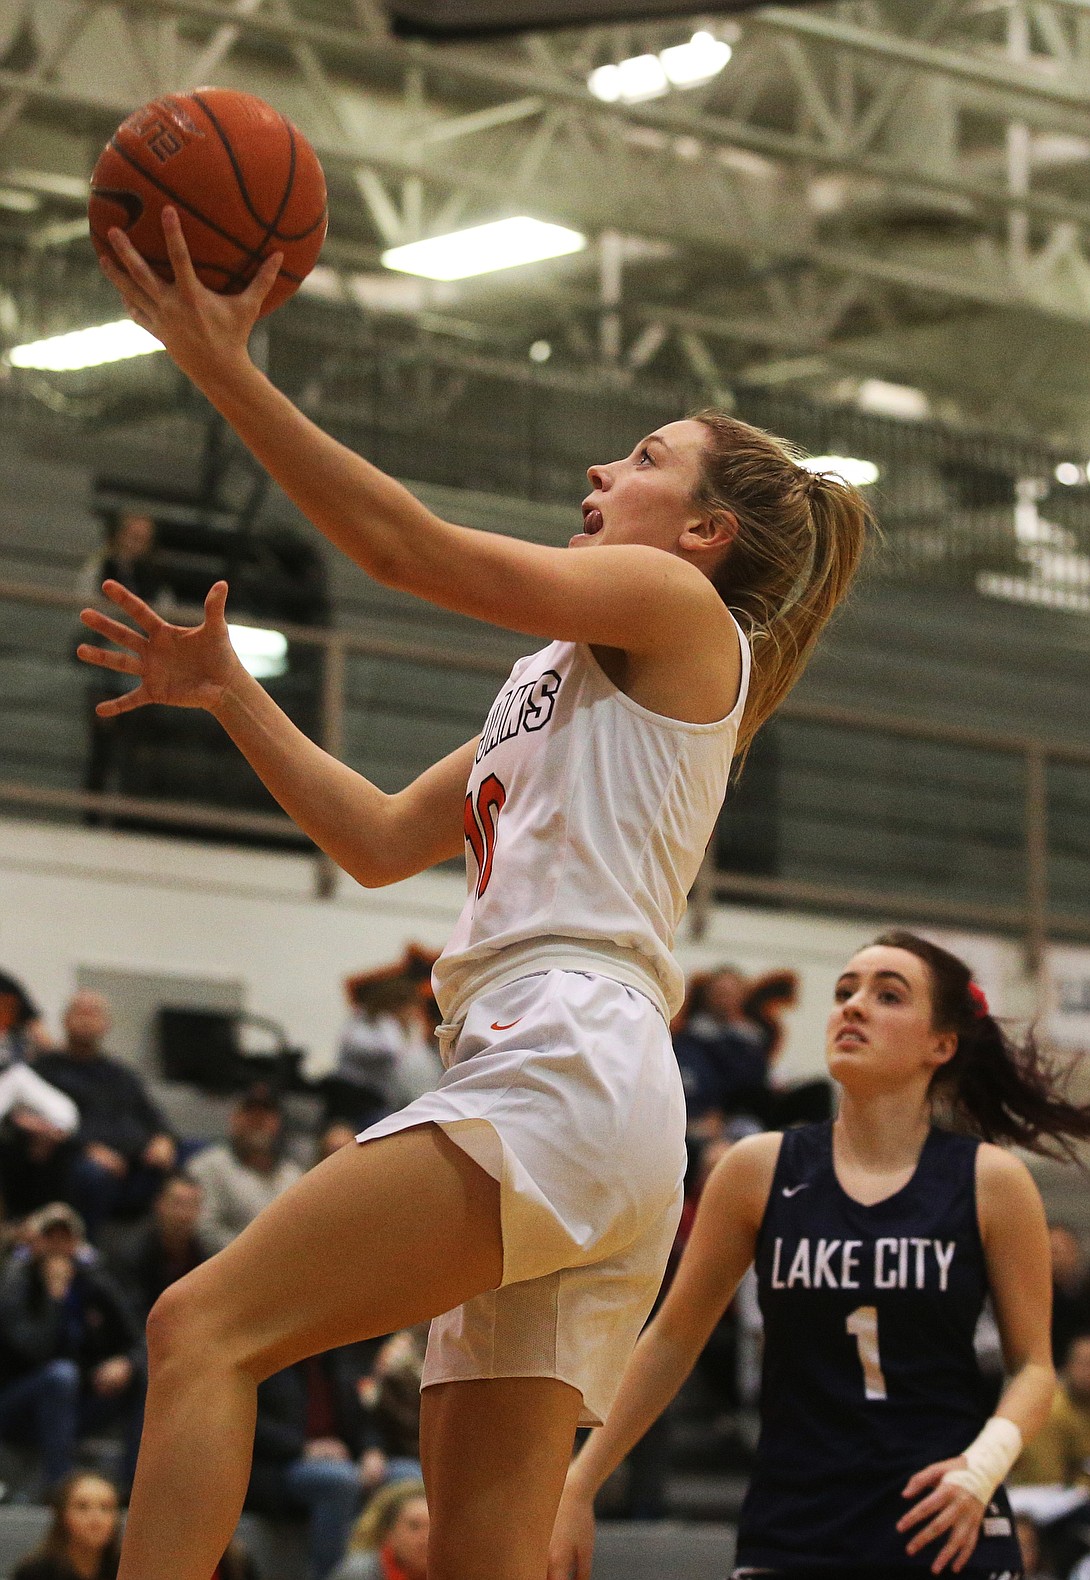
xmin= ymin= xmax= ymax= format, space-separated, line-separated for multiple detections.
xmin=191 ymin=92 xmax=325 ymax=245
xmin=98 ymin=142 xmax=305 ymax=284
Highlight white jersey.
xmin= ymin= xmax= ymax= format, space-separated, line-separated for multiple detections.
xmin=433 ymin=617 xmax=751 ymax=1023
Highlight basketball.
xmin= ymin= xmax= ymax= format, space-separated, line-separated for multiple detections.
xmin=88 ymin=88 xmax=327 ymax=317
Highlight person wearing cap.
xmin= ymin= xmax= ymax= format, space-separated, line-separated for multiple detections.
xmin=186 ymin=1085 xmax=303 ymax=1255
xmin=34 ymin=992 xmax=177 ymax=1241
xmin=0 ymin=1202 xmax=145 ymax=1492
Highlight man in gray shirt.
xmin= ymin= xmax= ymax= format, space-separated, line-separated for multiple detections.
xmin=186 ymin=1084 xmax=303 ymax=1253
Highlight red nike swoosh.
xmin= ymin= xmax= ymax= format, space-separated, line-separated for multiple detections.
xmin=490 ymin=1019 xmax=522 ymax=1031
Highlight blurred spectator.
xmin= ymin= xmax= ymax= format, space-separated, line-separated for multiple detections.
xmin=325 ymin=978 xmax=424 ymax=1132
xmin=0 ymin=1204 xmax=144 ymax=1492
xmin=106 ymin=1174 xmax=212 ymax=1321
xmin=246 ymin=1348 xmax=375 ymax=1580
xmin=0 ymin=971 xmax=50 ymax=1061
xmin=34 ymin=992 xmax=177 ymax=1240
xmin=78 ymin=511 xmax=163 ymax=817
xmin=1013 ymin=1333 xmax=1090 ymax=1488
xmin=11 ymin=1470 xmax=121 ymax=1580
xmin=357 ymin=1330 xmax=426 ymax=1494
xmin=187 ymin=1085 xmax=303 ymax=1253
xmin=328 ymin=1480 xmax=428 ymax=1580
xmin=316 ymin=1123 xmax=358 ymax=1165
xmin=673 ymin=966 xmax=829 ymax=1135
xmin=1048 ymin=1224 xmax=1090 ymax=1367
xmin=1013 ymin=1514 xmax=1055 ymax=1579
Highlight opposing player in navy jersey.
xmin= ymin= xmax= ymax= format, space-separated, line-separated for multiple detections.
xmin=548 ymin=930 xmax=1090 ymax=1580
xmin=83 ymin=211 xmax=870 ymax=1580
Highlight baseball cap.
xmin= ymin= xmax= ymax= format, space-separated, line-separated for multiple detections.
xmin=27 ymin=1202 xmax=86 ymax=1240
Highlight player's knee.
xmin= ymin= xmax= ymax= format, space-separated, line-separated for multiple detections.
xmin=145 ymin=1270 xmax=217 ymax=1372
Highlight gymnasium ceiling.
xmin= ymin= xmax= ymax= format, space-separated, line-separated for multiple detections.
xmin=3 ymin=0 xmax=1090 ymax=450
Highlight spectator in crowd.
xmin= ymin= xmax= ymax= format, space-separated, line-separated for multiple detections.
xmin=1013 ymin=1332 xmax=1090 ymax=1488
xmin=1012 ymin=1514 xmax=1056 ymax=1580
xmin=328 ymin=1480 xmax=429 ymax=1580
xmin=11 ymin=1470 xmax=121 ymax=1580
xmin=106 ymin=1173 xmax=211 ymax=1321
xmin=0 ymin=973 xmax=80 ymax=1207
xmin=34 ymin=991 xmax=177 ymax=1240
xmin=356 ymin=1330 xmax=426 ymax=1495
xmin=324 ymin=975 xmax=424 ymax=1132
xmin=315 ymin=1123 xmax=358 ymax=1166
xmin=187 ymin=1084 xmax=303 ymax=1254
xmin=1048 ymin=1223 xmax=1090 ymax=1367
xmin=0 ymin=1204 xmax=144 ymax=1492
xmin=78 ymin=511 xmax=163 ymax=817
xmin=0 ymin=970 xmax=50 ymax=1061
xmin=246 ymin=1347 xmax=375 ymax=1580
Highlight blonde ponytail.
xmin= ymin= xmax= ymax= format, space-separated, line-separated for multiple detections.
xmin=691 ymin=410 xmax=872 ymax=756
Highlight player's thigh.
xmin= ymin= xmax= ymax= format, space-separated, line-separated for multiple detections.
xmin=152 ymin=1124 xmax=502 ymax=1377
xmin=420 ymin=1377 xmax=584 ymax=1580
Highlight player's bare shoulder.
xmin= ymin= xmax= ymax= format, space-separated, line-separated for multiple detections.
xmin=974 ymin=1141 xmax=1046 ymax=1243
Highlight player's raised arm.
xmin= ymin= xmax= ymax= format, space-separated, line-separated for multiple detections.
xmin=547 ymin=1133 xmax=779 ymax=1580
xmin=78 ymin=579 xmax=473 ymax=887
xmin=99 ymin=210 xmax=734 ymax=661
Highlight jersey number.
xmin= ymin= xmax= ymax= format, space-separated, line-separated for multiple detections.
xmin=845 ymin=1305 xmax=888 ymax=1401
xmin=464 ymin=774 xmax=507 ymax=898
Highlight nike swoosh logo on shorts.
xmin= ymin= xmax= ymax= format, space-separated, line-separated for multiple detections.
xmin=782 ymin=1183 xmax=809 ymax=1197
xmin=490 ymin=1019 xmax=522 ymax=1031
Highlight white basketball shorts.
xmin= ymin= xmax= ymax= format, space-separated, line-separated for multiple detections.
xmin=358 ymin=968 xmax=687 ymax=1426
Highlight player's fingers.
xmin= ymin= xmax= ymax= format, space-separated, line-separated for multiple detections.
xmin=107 ymin=226 xmax=165 ymax=299
xmin=897 ymin=1489 xmax=946 ymax=1532
xmin=76 ymin=643 xmax=142 ymax=678
xmin=242 ymin=250 xmax=283 ymax=312
xmin=930 ymin=1531 xmax=962 ymax=1575
xmin=905 ymin=1503 xmax=958 ymax=1556
xmin=100 ymin=579 xmax=166 ymax=632
xmin=80 ymin=607 xmax=148 ymax=651
xmin=96 ymin=685 xmax=148 ymax=717
xmin=161 ymin=205 xmax=203 ymax=295
xmin=97 ymin=252 xmax=157 ymax=313
xmin=902 ymin=1463 xmax=947 ymax=1499
xmin=204 ymin=580 xmax=229 ymax=626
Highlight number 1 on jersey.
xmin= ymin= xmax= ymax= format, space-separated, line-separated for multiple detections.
xmin=846 ymin=1305 xmax=888 ymax=1401
xmin=464 ymin=774 xmax=507 ymax=898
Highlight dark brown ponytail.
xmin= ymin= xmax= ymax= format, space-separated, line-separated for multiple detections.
xmin=874 ymin=929 xmax=1090 ymax=1161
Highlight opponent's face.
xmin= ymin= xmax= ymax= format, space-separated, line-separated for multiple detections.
xmin=573 ymin=419 xmax=728 ymax=562
xmin=825 ymin=946 xmax=957 ymax=1094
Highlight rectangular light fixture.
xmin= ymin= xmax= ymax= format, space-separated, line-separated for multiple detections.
xmin=8 ymin=320 xmax=163 ymax=372
xmin=228 ymin=624 xmax=288 ymax=680
xmin=800 ymin=455 xmax=880 ymax=487
xmin=382 ymin=217 xmax=586 ymax=281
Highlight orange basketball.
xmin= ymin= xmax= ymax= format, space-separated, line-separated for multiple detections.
xmin=88 ymin=88 xmax=327 ymax=317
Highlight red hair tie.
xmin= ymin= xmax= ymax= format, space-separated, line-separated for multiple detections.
xmin=967 ymin=982 xmax=990 ymax=1019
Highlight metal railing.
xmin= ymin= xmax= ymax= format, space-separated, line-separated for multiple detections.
xmin=2 ymin=575 xmax=1089 ymax=972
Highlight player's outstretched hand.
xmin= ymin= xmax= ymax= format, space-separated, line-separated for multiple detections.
xmin=897 ymin=1457 xmax=986 ymax=1575
xmin=77 ymin=579 xmax=242 ymax=716
xmin=98 ymin=205 xmax=282 ymax=386
xmin=546 ymin=1487 xmax=595 ymax=1580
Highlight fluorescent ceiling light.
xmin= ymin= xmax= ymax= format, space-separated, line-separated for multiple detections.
xmin=660 ymin=31 xmax=732 ymax=87
xmin=856 ymin=378 xmax=930 ymax=421
xmin=589 ymin=31 xmax=731 ymax=103
xmin=228 ymin=624 xmax=288 ymax=680
xmin=801 ymin=455 xmax=880 ymax=487
xmin=382 ymin=217 xmax=586 ymax=281
xmin=8 ymin=319 xmax=163 ymax=372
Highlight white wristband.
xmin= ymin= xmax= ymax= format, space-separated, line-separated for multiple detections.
xmin=941 ymin=1417 xmax=1023 ymax=1506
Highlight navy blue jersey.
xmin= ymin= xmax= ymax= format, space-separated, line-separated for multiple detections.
xmin=734 ymin=1122 xmax=1023 ymax=1577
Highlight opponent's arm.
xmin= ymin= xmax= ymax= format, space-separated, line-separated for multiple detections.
xmin=100 ymin=213 xmax=730 ymax=661
xmin=898 ymin=1145 xmax=1055 ymax=1575
xmin=547 ymin=1133 xmax=780 ymax=1580
xmin=79 ymin=580 xmax=472 ymax=887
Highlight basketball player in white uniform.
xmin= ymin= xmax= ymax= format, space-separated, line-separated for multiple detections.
xmin=84 ymin=211 xmax=868 ymax=1580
